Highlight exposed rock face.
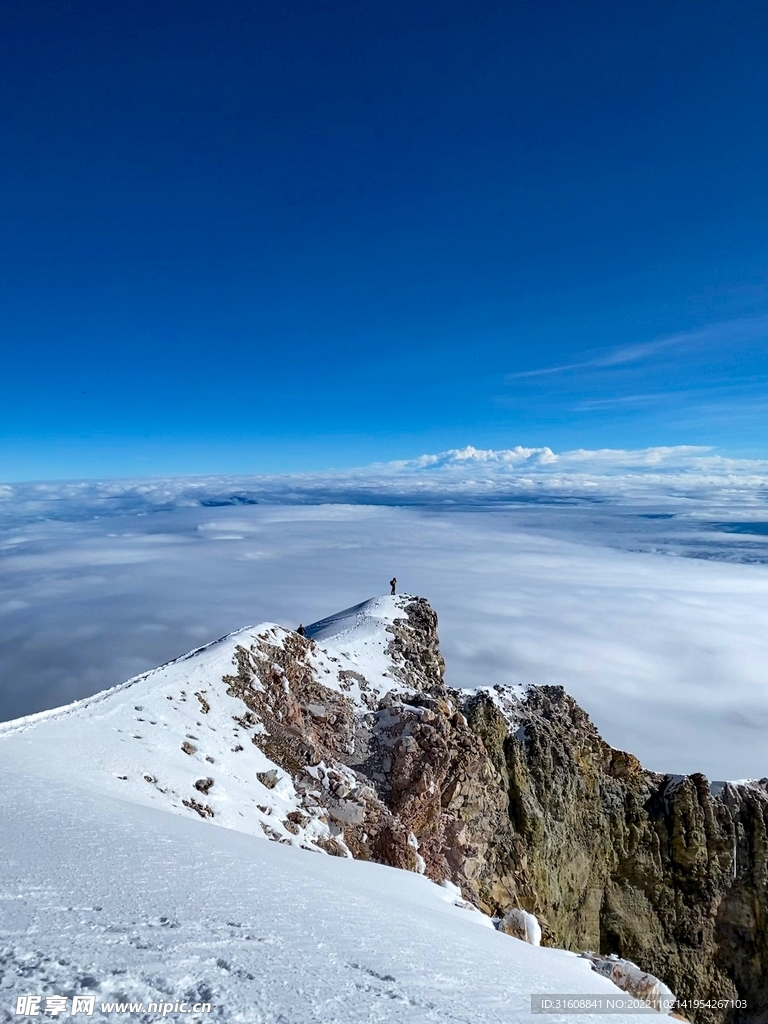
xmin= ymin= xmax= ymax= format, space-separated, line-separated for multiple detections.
xmin=221 ymin=597 xmax=767 ymax=1024
xmin=492 ymin=686 xmax=768 ymax=1024
xmin=580 ymin=952 xmax=675 ymax=1013
xmin=498 ymin=907 xmax=542 ymax=945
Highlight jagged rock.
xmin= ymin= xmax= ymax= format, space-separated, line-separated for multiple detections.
xmin=580 ymin=952 xmax=675 ymax=1013
xmin=182 ymin=797 xmax=214 ymax=818
xmin=498 ymin=908 xmax=542 ymax=945
xmin=256 ymin=769 xmax=279 ymax=789
xmin=490 ymin=685 xmax=768 ymax=1024
xmin=215 ymin=595 xmax=765 ymax=1023
xmin=328 ymin=799 xmax=366 ymax=826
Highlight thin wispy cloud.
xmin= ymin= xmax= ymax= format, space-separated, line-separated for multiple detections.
xmin=505 ymin=336 xmax=683 ymax=381
xmin=505 ymin=314 xmax=768 ymax=382
xmin=576 ymin=378 xmax=768 ymax=412
xmin=575 ymin=390 xmax=691 ymax=410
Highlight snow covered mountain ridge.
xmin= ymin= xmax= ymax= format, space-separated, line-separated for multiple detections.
xmin=0 ymin=595 xmax=448 ymax=856
xmin=1 ymin=594 xmax=766 ymax=1022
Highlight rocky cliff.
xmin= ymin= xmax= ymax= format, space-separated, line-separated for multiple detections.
xmin=9 ymin=592 xmax=760 ymax=1020
xmin=222 ymin=596 xmax=767 ymax=1024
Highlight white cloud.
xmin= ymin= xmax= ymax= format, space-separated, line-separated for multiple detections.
xmin=504 ymin=314 xmax=768 ymax=382
xmin=504 ymin=335 xmax=685 ymax=380
xmin=2 ymin=443 xmax=768 ymax=521
xmin=1 ymin=500 xmax=768 ymax=784
xmin=2 ymin=448 xmax=767 ymax=783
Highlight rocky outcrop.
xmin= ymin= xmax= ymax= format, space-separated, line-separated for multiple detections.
xmin=498 ymin=907 xmax=542 ymax=945
xmin=222 ymin=597 xmax=767 ymax=1024
xmin=487 ymin=686 xmax=768 ymax=1024
xmin=580 ymin=952 xmax=675 ymax=1013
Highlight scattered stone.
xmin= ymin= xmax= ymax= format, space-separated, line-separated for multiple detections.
xmin=498 ymin=908 xmax=541 ymax=945
xmin=580 ymin=953 xmax=675 ymax=1013
xmin=260 ymin=822 xmax=290 ymax=844
xmin=182 ymin=798 xmax=214 ymax=819
xmin=306 ymin=703 xmax=328 ymax=721
xmin=257 ymin=769 xmax=279 ymax=789
xmin=328 ymin=799 xmax=365 ymax=827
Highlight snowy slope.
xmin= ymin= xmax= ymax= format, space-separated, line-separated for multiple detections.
xmin=0 ymin=596 xmax=673 ymax=1020
xmin=0 ymin=623 xmax=304 ymax=841
xmin=0 ymin=766 xmax=666 ymax=1023
xmin=0 ymin=596 xmax=415 ymax=848
xmin=305 ymin=595 xmax=412 ymax=685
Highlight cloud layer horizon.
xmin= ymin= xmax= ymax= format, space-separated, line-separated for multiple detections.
xmin=1 ymin=452 xmax=768 ymax=783
xmin=3 ymin=444 xmax=768 ymax=529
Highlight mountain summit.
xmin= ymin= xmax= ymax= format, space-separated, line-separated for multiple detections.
xmin=0 ymin=594 xmax=441 ymax=851
xmin=1 ymin=595 xmax=766 ymax=1022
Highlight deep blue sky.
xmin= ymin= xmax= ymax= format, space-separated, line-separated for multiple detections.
xmin=2 ymin=0 xmax=768 ymax=480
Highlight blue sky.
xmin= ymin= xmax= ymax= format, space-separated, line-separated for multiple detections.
xmin=2 ymin=0 xmax=768 ymax=481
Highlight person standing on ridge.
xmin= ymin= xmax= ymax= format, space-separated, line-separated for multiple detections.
xmin=390 ymin=577 xmax=397 ymax=595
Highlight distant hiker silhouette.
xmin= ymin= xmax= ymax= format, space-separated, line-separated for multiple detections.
xmin=297 ymin=624 xmax=306 ymax=637
xmin=390 ymin=578 xmax=397 ymax=595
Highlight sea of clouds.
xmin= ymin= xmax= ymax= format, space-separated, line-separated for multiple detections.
xmin=1 ymin=445 xmax=767 ymax=781
xmin=3 ymin=444 xmax=768 ymax=523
